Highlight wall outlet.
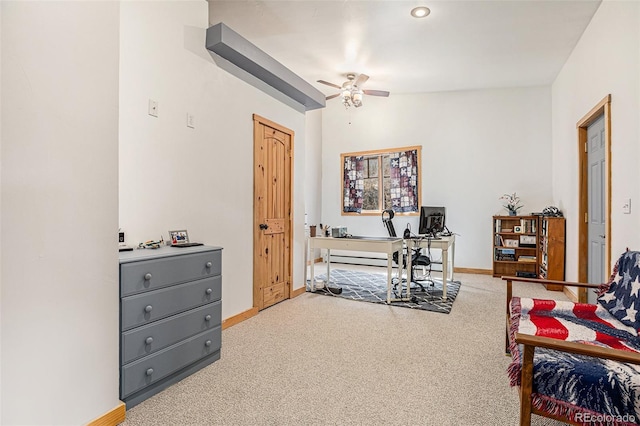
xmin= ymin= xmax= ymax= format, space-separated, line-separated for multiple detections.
xmin=187 ymin=113 xmax=195 ymax=128
xmin=623 ymin=198 xmax=631 ymax=214
xmin=148 ymin=99 xmax=159 ymax=117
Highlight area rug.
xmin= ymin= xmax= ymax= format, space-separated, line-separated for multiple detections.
xmin=307 ymin=269 xmax=461 ymax=314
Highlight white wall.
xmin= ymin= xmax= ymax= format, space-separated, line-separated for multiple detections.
xmin=305 ymin=110 xmax=323 ymax=259
xmin=0 ymin=3 xmax=3 ymax=421
xmin=321 ymin=87 xmax=553 ymax=269
xmin=551 ymin=0 xmax=640 ymax=281
xmin=1 ymin=2 xmax=120 ymax=424
xmin=118 ymin=1 xmax=308 ymax=321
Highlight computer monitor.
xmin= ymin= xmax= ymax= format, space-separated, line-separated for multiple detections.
xmin=419 ymin=206 xmax=446 ymax=235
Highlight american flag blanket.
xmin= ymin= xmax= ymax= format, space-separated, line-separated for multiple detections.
xmin=508 ymin=297 xmax=640 ymax=425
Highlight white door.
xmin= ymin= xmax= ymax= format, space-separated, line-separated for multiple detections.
xmin=587 ymin=114 xmax=605 ymax=303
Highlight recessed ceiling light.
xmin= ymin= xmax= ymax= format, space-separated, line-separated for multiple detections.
xmin=411 ymin=6 xmax=430 ymax=18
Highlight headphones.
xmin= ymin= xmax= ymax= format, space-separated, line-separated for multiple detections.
xmin=403 ymin=226 xmax=411 ymax=239
xmin=381 ymin=209 xmax=395 ymax=221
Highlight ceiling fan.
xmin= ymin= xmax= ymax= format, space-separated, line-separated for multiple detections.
xmin=317 ymin=73 xmax=390 ymax=108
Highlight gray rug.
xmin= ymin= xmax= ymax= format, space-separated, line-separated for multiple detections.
xmin=307 ymin=269 xmax=461 ymax=314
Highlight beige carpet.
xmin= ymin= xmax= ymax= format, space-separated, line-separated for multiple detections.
xmin=122 ymin=268 xmax=568 ymax=425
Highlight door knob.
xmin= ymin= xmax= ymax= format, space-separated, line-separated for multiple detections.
xmin=599 ymin=234 xmax=606 ymax=239
xmin=259 ymin=223 xmax=269 ymax=230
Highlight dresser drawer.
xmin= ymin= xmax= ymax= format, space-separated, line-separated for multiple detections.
xmin=121 ymin=250 xmax=221 ymax=296
xmin=121 ymin=326 xmax=221 ymax=398
xmin=121 ymin=301 xmax=221 ymax=364
xmin=121 ymin=276 xmax=221 ymax=331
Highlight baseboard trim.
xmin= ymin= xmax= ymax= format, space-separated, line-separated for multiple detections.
xmin=564 ymin=286 xmax=579 ymax=302
xmin=454 ymin=267 xmax=492 ymax=275
xmin=222 ymin=307 xmax=259 ymax=330
xmin=86 ymin=401 xmax=125 ymax=426
xmin=291 ymin=286 xmax=306 ymax=298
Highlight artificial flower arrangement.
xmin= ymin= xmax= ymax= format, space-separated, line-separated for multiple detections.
xmin=500 ymin=192 xmax=523 ymax=215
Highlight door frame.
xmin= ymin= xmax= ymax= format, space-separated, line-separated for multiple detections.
xmin=577 ymin=94 xmax=611 ymax=302
xmin=252 ymin=113 xmax=294 ymax=310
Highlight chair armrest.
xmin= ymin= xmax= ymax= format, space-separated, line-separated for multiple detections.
xmin=515 ymin=333 xmax=640 ymax=365
xmin=502 ymin=276 xmax=601 ymax=289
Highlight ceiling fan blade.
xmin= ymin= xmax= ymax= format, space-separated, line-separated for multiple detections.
xmin=363 ymin=89 xmax=390 ymax=97
xmin=326 ymin=93 xmax=340 ymax=100
xmin=317 ymin=80 xmax=341 ymax=89
xmin=354 ymin=74 xmax=369 ymax=87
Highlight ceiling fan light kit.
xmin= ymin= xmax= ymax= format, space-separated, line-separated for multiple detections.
xmin=317 ymin=73 xmax=389 ymax=109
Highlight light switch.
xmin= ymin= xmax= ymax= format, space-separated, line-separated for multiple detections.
xmin=148 ymin=99 xmax=158 ymax=117
xmin=623 ymin=198 xmax=631 ymax=214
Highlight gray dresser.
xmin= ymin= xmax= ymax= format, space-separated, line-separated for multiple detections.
xmin=119 ymin=245 xmax=223 ymax=407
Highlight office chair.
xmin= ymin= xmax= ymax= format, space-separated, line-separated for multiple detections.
xmin=381 ymin=209 xmax=431 ymax=294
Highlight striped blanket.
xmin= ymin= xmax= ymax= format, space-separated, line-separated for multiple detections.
xmin=508 ymin=297 xmax=640 ymax=425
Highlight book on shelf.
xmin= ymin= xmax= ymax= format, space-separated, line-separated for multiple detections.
xmin=518 ymin=255 xmax=537 ymax=263
xmin=519 ymin=218 xmax=537 ymax=233
xmin=497 ymin=255 xmax=516 ymax=261
xmin=495 ymin=247 xmax=516 ymax=261
xmin=516 ymin=271 xmax=537 ymax=278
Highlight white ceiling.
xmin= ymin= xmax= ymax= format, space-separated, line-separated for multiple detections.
xmin=208 ymin=0 xmax=601 ymax=99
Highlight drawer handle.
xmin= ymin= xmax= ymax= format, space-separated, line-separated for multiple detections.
xmin=145 ymin=337 xmax=153 ymax=345
xmin=206 ymin=288 xmax=213 ymax=295
xmin=146 ymin=368 xmax=154 ymax=376
xmin=205 ymin=340 xmax=212 ymax=347
xmin=144 ymin=305 xmax=153 ymax=313
xmin=206 ymin=261 xmax=212 ymax=268
xmin=144 ymin=273 xmax=152 ymax=281
xmin=205 ymin=315 xmax=211 ymax=321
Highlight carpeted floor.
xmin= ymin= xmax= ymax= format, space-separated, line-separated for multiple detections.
xmin=121 ymin=268 xmax=568 ymax=426
xmin=308 ymin=268 xmax=461 ymax=314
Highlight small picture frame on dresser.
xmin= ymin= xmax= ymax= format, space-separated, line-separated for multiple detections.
xmin=169 ymin=229 xmax=189 ymax=245
xmin=513 ymin=225 xmax=523 ymax=233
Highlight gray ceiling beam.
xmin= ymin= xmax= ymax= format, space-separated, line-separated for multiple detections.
xmin=206 ymin=22 xmax=326 ymax=111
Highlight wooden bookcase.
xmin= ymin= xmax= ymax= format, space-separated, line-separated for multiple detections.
xmin=493 ymin=215 xmax=539 ymax=279
xmin=538 ymin=216 xmax=566 ymax=291
xmin=492 ymin=215 xmax=565 ymax=291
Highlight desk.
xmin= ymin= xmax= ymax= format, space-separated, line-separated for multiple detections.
xmin=406 ymin=235 xmax=456 ymax=300
xmin=308 ymin=236 xmax=403 ymax=304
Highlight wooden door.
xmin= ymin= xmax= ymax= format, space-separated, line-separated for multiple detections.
xmin=253 ymin=114 xmax=293 ymax=310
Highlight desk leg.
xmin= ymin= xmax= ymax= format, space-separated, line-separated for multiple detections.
xmin=442 ymin=246 xmax=448 ymax=300
xmin=406 ymin=239 xmax=413 ymax=300
xmin=387 ymin=252 xmax=393 ymax=304
xmin=310 ymin=242 xmax=315 ymax=291
xmin=326 ymin=248 xmax=331 ymax=286
xmin=450 ymin=238 xmax=455 ymax=282
xmin=304 ymin=237 xmax=308 ymax=290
